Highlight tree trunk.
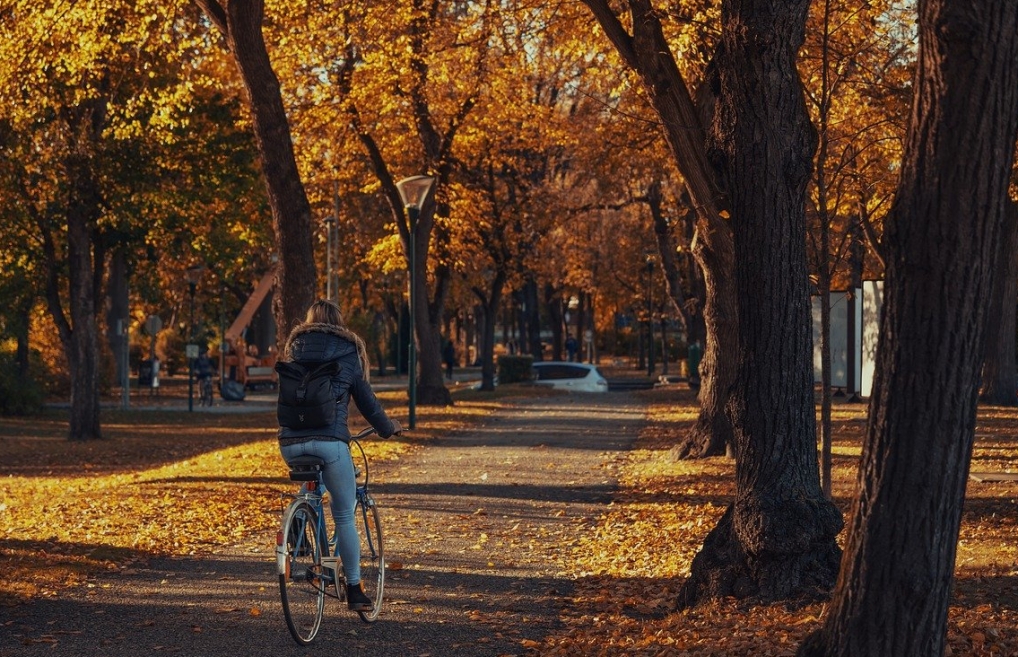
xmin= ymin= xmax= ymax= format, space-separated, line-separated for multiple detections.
xmin=676 ymin=226 xmax=738 ymax=459
xmin=195 ymin=0 xmax=317 ymax=342
xmin=417 ymin=248 xmax=454 ymax=406
xmin=43 ymin=97 xmax=107 ymax=442
xmin=980 ymin=201 xmax=1018 ymax=405
xmin=65 ymin=171 xmax=102 ymax=442
xmin=524 ymin=278 xmax=542 ymax=359
xmin=678 ymin=0 xmax=843 ymax=607
xmin=583 ymin=0 xmax=737 ymax=460
xmin=799 ymin=3 xmax=1018 ymax=655
xmin=474 ymin=272 xmax=506 ymax=392
xmin=669 ymin=179 xmax=737 ymax=459
xmin=647 ymin=182 xmax=692 ymax=336
xmin=105 ymin=250 xmax=130 ymax=385
xmin=7 ymin=287 xmax=33 ymax=377
xmin=545 ymin=284 xmax=564 ymax=362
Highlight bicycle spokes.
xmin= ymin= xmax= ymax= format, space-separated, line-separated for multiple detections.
xmin=279 ymin=502 xmax=325 ymax=644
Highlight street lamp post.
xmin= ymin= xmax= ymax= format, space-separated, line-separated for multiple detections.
xmin=646 ymin=253 xmax=655 ymax=377
xmin=325 ymin=215 xmax=336 ymax=303
xmin=185 ymin=265 xmax=204 ymax=412
xmin=396 ymin=175 xmax=436 ymax=430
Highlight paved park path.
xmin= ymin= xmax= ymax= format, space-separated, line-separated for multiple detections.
xmin=2 ymin=393 xmax=645 ymax=657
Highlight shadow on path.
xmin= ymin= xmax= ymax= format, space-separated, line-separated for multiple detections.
xmin=1 ymin=393 xmax=646 ymax=657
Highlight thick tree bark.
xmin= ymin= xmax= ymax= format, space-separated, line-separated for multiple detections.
xmin=64 ymin=158 xmax=103 ymax=442
xmin=980 ymin=202 xmax=1018 ymax=406
xmin=473 ymin=271 xmax=507 ymax=392
xmin=195 ymin=0 xmax=317 ymax=342
xmin=105 ymin=250 xmax=130 ymax=384
xmin=583 ymin=0 xmax=737 ymax=459
xmin=679 ymin=226 xmax=738 ymax=459
xmin=799 ymin=3 xmax=1018 ymax=656
xmin=38 ymin=96 xmax=108 ymax=442
xmin=678 ymin=0 xmax=843 ymax=607
xmin=417 ymin=252 xmax=454 ymax=406
xmin=522 ymin=278 xmax=542 ymax=359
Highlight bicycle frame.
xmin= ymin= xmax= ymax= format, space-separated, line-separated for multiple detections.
xmin=276 ymin=474 xmax=341 ymax=596
xmin=276 ymin=428 xmax=379 ymax=601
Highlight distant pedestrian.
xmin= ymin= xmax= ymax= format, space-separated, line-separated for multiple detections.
xmin=565 ymin=335 xmax=579 ymax=362
xmin=195 ymin=350 xmax=214 ymax=381
xmin=151 ymin=357 xmax=160 ymax=396
xmin=443 ymin=340 xmax=456 ymax=380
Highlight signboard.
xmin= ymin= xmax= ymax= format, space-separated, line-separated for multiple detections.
xmin=145 ymin=314 xmax=163 ymax=335
xmin=185 ymin=344 xmax=199 ymax=360
xmin=812 ymin=291 xmax=851 ymax=388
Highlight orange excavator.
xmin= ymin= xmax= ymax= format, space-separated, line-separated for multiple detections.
xmin=221 ymin=268 xmax=278 ymax=389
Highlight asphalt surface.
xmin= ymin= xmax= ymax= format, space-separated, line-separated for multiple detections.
xmin=2 ymin=393 xmax=645 ymax=657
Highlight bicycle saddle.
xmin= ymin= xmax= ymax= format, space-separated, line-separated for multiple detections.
xmin=287 ymin=455 xmax=326 ymax=481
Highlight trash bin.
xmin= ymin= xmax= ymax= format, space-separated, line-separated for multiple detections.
xmin=138 ymin=360 xmax=153 ymax=387
xmin=221 ymin=379 xmax=246 ymax=402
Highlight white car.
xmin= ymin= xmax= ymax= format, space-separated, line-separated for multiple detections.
xmin=531 ymin=362 xmax=609 ymax=393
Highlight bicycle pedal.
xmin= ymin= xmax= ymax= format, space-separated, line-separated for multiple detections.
xmin=321 ymin=556 xmax=340 ymax=570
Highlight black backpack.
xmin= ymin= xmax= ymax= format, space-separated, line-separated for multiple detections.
xmin=274 ymin=360 xmax=340 ymax=430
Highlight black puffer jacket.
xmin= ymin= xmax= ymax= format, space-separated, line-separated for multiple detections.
xmin=276 ymin=322 xmax=398 ymax=444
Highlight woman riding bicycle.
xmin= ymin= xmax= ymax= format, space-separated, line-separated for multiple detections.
xmin=277 ymin=299 xmax=402 ymax=612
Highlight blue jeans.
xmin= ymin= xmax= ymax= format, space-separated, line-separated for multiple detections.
xmin=279 ymin=440 xmax=360 ymax=585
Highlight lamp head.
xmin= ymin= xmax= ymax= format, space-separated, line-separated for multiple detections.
xmin=396 ymin=175 xmax=436 ymax=209
xmin=185 ymin=265 xmax=204 ymax=286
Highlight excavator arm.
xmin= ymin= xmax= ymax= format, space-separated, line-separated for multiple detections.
xmin=222 ymin=269 xmax=277 ymax=387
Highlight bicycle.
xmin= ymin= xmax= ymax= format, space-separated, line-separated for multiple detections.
xmin=198 ymin=376 xmax=214 ymax=407
xmin=275 ymin=427 xmax=385 ymax=645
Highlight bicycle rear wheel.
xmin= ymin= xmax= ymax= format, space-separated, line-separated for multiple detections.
xmin=356 ymin=495 xmax=384 ymax=622
xmin=278 ymin=501 xmax=325 ymax=644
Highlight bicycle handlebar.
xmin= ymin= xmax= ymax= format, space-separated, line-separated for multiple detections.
xmin=351 ymin=427 xmax=377 ymax=440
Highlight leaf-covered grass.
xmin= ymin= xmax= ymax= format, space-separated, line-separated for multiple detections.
xmin=0 ymin=389 xmax=491 ymax=605
xmin=534 ymin=388 xmax=1018 ymax=656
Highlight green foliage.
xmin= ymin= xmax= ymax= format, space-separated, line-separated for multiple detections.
xmin=497 ymin=355 xmax=534 ymax=384
xmin=156 ymin=328 xmax=184 ymax=376
xmin=0 ymin=351 xmax=45 ymax=416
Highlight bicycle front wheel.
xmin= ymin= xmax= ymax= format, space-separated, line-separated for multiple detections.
xmin=278 ymin=501 xmax=325 ymax=644
xmin=356 ymin=496 xmax=385 ymax=622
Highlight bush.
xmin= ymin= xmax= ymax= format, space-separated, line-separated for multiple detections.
xmin=0 ymin=352 xmax=45 ymax=416
xmin=156 ymin=328 xmax=184 ymax=375
xmin=497 ymin=355 xmax=534 ymax=384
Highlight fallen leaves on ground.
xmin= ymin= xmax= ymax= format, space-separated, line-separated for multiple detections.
xmin=4 ymin=387 xmax=1018 ymax=656
xmin=526 ymin=389 xmax=1018 ymax=657
xmin=0 ymin=393 xmax=484 ymax=605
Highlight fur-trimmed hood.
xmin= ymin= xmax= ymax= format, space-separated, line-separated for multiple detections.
xmin=283 ymin=322 xmax=371 ymax=382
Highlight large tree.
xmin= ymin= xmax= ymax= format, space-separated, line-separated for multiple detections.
xmin=980 ymin=202 xmax=1018 ymax=406
xmin=323 ymin=0 xmax=495 ymax=407
xmin=676 ymin=0 xmax=843 ymax=607
xmin=195 ymin=0 xmax=317 ymax=341
xmin=800 ymin=0 xmax=913 ymax=494
xmin=583 ymin=0 xmax=738 ymax=458
xmin=799 ymin=2 xmax=1018 ymax=655
xmin=0 ymin=0 xmax=226 ymax=438
xmin=584 ymin=0 xmax=842 ymax=605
